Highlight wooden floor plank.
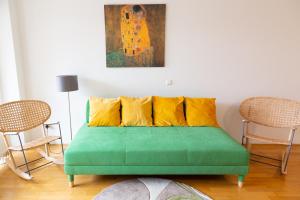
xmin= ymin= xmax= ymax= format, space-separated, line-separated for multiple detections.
xmin=0 ymin=144 xmax=299 ymax=200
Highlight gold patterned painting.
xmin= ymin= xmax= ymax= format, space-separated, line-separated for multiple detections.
xmin=104 ymin=4 xmax=166 ymax=67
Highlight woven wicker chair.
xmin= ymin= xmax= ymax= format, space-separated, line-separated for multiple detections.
xmin=0 ymin=100 xmax=64 ymax=180
xmin=240 ymin=97 xmax=300 ymax=174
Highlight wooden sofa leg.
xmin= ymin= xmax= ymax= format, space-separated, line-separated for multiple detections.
xmin=68 ymin=175 xmax=74 ymax=187
xmin=238 ymin=175 xmax=244 ymax=188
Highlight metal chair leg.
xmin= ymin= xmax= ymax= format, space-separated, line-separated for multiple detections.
xmin=242 ymin=121 xmax=251 ymax=150
xmin=241 ymin=120 xmax=250 ymax=147
xmin=2 ymin=134 xmax=17 ymax=169
xmin=281 ymin=128 xmax=296 ymax=174
xmin=60 ymin=139 xmax=64 ymax=156
xmin=58 ymin=123 xmax=64 ymax=155
xmin=7 ymin=149 xmax=17 ymax=169
xmin=17 ymin=133 xmax=31 ymax=176
xmin=45 ymin=144 xmax=50 ymax=156
xmin=42 ymin=124 xmax=50 ymax=157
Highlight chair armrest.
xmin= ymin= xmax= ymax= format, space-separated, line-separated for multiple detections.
xmin=242 ymin=119 xmax=250 ymax=123
xmin=44 ymin=122 xmax=60 ymax=127
xmin=3 ymin=132 xmax=19 ymax=136
xmin=43 ymin=122 xmax=60 ymax=128
xmin=43 ymin=122 xmax=63 ymax=139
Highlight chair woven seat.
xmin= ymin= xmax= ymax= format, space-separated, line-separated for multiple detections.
xmin=245 ymin=132 xmax=289 ymax=145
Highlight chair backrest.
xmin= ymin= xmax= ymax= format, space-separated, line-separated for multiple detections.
xmin=240 ymin=97 xmax=300 ymax=128
xmin=0 ymin=100 xmax=51 ymax=133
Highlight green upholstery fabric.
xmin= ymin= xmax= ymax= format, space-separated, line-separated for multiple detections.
xmin=65 ymin=125 xmax=249 ymax=167
xmin=65 ymin=101 xmax=249 ymax=180
xmin=65 ymin=165 xmax=249 ymax=175
xmin=86 ymin=100 xmax=90 ymax=123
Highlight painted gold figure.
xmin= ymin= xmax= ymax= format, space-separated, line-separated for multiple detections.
xmin=120 ymin=5 xmax=153 ymax=66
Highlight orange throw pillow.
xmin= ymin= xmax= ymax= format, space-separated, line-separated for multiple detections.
xmin=153 ymin=96 xmax=186 ymax=126
xmin=185 ymin=97 xmax=219 ymax=127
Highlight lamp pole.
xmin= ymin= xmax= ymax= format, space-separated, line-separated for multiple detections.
xmin=56 ymin=75 xmax=78 ymax=141
xmin=67 ymin=92 xmax=73 ymax=140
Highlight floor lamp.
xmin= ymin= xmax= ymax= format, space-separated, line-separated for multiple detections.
xmin=56 ymin=75 xmax=78 ymax=141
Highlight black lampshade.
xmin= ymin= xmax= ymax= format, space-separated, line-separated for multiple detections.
xmin=56 ymin=75 xmax=79 ymax=92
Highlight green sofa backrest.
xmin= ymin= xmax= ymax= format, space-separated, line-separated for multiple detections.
xmin=86 ymin=100 xmax=90 ymax=123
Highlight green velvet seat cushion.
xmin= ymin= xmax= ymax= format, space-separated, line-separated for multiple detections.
xmin=65 ymin=125 xmax=249 ymax=166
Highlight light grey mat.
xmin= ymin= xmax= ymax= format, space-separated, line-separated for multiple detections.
xmin=94 ymin=178 xmax=212 ymax=200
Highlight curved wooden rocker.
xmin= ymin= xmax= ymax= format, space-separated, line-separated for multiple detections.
xmin=0 ymin=100 xmax=64 ymax=180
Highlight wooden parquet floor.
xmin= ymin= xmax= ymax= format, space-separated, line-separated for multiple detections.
xmin=0 ymin=144 xmax=299 ymax=200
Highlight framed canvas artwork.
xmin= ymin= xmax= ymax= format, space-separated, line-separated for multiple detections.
xmin=104 ymin=4 xmax=166 ymax=67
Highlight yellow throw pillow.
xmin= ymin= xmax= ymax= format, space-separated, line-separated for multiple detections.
xmin=120 ymin=96 xmax=153 ymax=126
xmin=88 ymin=97 xmax=121 ymax=126
xmin=185 ymin=97 xmax=219 ymax=127
xmin=153 ymin=96 xmax=186 ymax=126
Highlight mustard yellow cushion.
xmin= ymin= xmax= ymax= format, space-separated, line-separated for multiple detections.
xmin=185 ymin=97 xmax=219 ymax=127
xmin=88 ymin=97 xmax=121 ymax=126
xmin=153 ymin=96 xmax=186 ymax=126
xmin=120 ymin=96 xmax=153 ymax=126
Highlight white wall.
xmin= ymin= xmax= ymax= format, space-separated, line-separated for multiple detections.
xmin=11 ymin=0 xmax=300 ymax=143
xmin=0 ymin=0 xmax=21 ymax=101
xmin=0 ymin=0 xmax=24 ymax=156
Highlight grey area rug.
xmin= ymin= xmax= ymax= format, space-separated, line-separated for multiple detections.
xmin=94 ymin=178 xmax=212 ymax=200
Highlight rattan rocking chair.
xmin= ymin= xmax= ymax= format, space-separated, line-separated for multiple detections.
xmin=240 ymin=97 xmax=300 ymax=174
xmin=0 ymin=100 xmax=64 ymax=180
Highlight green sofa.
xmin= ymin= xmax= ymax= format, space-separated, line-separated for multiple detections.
xmin=64 ymin=103 xmax=249 ymax=187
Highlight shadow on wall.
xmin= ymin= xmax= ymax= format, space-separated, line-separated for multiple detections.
xmin=79 ymin=78 xmax=159 ymax=97
xmin=219 ymin=103 xmax=243 ymax=142
xmin=79 ymin=78 xmax=125 ymax=97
